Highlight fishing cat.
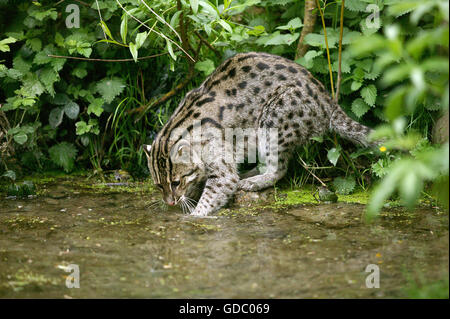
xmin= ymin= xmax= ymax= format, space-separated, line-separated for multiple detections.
xmin=143 ymin=52 xmax=373 ymax=216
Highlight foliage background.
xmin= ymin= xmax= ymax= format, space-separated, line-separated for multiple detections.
xmin=0 ymin=0 xmax=448 ymax=216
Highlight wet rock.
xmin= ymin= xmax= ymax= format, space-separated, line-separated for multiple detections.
xmin=232 ymin=188 xmax=276 ymax=207
xmin=317 ymin=186 xmax=338 ymax=203
xmin=287 ymin=204 xmax=363 ymax=229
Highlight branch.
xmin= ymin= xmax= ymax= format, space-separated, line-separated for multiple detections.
xmin=128 ymin=65 xmax=196 ymax=119
xmin=194 ymin=31 xmax=220 ymax=57
xmin=295 ymin=0 xmax=317 ymax=59
xmin=335 ymin=0 xmax=345 ymax=103
xmin=47 ymin=52 xmax=168 ymax=62
xmin=129 ymin=0 xmax=199 ymax=120
xmin=115 ymin=0 xmax=195 ymax=62
xmin=298 ymin=157 xmax=327 ymax=187
xmin=315 ymin=0 xmax=335 ymax=99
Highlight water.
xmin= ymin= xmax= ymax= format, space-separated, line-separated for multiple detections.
xmin=0 ymin=177 xmax=448 ymax=298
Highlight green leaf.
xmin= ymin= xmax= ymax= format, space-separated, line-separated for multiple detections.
xmin=64 ymin=101 xmax=80 ymax=119
xmin=351 ymin=81 xmax=363 ymax=91
xmin=120 ymin=15 xmax=128 ymax=44
xmin=190 ymin=0 xmax=199 ymax=14
xmin=352 ymin=98 xmax=370 ymax=118
xmin=22 ymin=73 xmax=45 ymax=97
xmin=13 ymin=132 xmax=28 ymax=145
xmin=129 ymin=42 xmax=138 ymax=62
xmin=166 ymin=39 xmax=176 ymax=61
xmin=95 ymin=77 xmax=125 ymax=103
xmin=48 ymin=142 xmax=78 ymax=173
xmin=276 ymin=17 xmax=303 ymax=31
xmin=256 ymin=31 xmax=299 ymax=46
xmin=26 ymin=38 xmax=42 ymax=52
xmin=333 ymin=176 xmax=356 ymax=195
xmin=345 ymin=0 xmax=367 ymax=12
xmin=361 ymin=84 xmax=377 ymax=106
xmin=2 ymin=170 xmax=16 ymax=181
xmin=218 ymin=19 xmax=232 ymax=33
xmin=87 ymin=98 xmax=104 ymax=117
xmin=0 ymin=37 xmax=17 ymax=52
xmin=50 ymin=93 xmax=71 ymax=105
xmin=327 ymin=147 xmax=341 ymax=166
xmin=39 ymin=67 xmax=59 ymax=96
xmin=100 ymin=21 xmax=114 ymax=41
xmin=135 ymin=32 xmax=148 ymax=49
xmin=195 ymin=59 xmax=215 ymax=76
xmin=72 ymin=66 xmax=88 ymax=79
xmin=75 ymin=121 xmax=89 ymax=135
xmin=49 ymin=107 xmax=64 ymax=128
xmin=304 ymin=32 xmax=338 ymax=49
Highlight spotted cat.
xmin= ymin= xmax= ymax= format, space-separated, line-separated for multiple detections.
xmin=143 ymin=52 xmax=374 ymax=216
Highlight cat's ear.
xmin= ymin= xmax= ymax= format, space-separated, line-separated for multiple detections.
xmin=142 ymin=144 xmax=152 ymax=158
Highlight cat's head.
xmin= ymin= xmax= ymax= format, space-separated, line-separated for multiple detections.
xmin=143 ymin=140 xmax=206 ymax=206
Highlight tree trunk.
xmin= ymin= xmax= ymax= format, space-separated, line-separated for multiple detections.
xmin=295 ymin=0 xmax=317 ymax=60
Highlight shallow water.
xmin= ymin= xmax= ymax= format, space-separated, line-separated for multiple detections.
xmin=0 ymin=178 xmax=448 ymax=298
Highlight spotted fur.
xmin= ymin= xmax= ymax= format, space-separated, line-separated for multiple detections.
xmin=143 ymin=52 xmax=373 ymax=216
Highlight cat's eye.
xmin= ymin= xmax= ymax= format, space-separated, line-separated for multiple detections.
xmin=171 ymin=181 xmax=180 ymax=188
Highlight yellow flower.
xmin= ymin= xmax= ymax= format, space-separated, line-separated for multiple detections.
xmin=379 ymin=146 xmax=387 ymax=152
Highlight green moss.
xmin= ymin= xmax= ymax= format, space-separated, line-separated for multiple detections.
xmin=186 ymin=222 xmax=221 ymax=232
xmin=3 ymin=269 xmax=60 ymax=291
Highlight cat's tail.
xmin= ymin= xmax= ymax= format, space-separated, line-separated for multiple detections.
xmin=328 ymin=105 xmax=376 ymax=147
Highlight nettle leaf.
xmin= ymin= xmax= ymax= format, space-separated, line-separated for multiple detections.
xmin=342 ymin=31 xmax=362 ymax=45
xmin=39 ymin=67 xmax=59 ymax=96
xmin=256 ymin=31 xmax=299 ymax=46
xmin=51 ymin=93 xmax=71 ymax=105
xmin=22 ymin=73 xmax=45 ymax=97
xmin=296 ymin=50 xmax=323 ymax=69
xmin=87 ymin=98 xmax=104 ymax=117
xmin=95 ymin=77 xmax=125 ymax=103
xmin=13 ymin=132 xmax=28 ymax=145
xmin=64 ymin=101 xmax=80 ymax=119
xmin=13 ymin=56 xmax=32 ymax=73
xmin=352 ymin=98 xmax=370 ymax=118
xmin=361 ymin=84 xmax=377 ymax=106
xmin=0 ymin=37 xmax=17 ymax=52
xmin=26 ymin=38 xmax=42 ymax=52
xmin=49 ymin=107 xmax=64 ymax=128
xmin=195 ymin=59 xmax=215 ymax=76
xmin=49 ymin=142 xmax=78 ymax=173
xmin=333 ymin=176 xmax=356 ymax=195
xmin=276 ymin=17 xmax=303 ymax=31
xmin=327 ymin=147 xmax=341 ymax=166
xmin=33 ymin=45 xmax=56 ymax=65
xmin=351 ymin=81 xmax=363 ymax=91
xmin=75 ymin=121 xmax=89 ymax=135
xmin=2 ymin=170 xmax=16 ymax=181
xmin=304 ymin=32 xmax=338 ymax=49
xmin=72 ymin=66 xmax=88 ymax=79
xmin=345 ymin=0 xmax=367 ymax=12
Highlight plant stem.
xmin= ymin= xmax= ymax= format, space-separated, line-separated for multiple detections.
xmin=295 ymin=0 xmax=318 ymax=59
xmin=315 ymin=0 xmax=335 ymax=99
xmin=335 ymin=0 xmax=345 ymax=103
